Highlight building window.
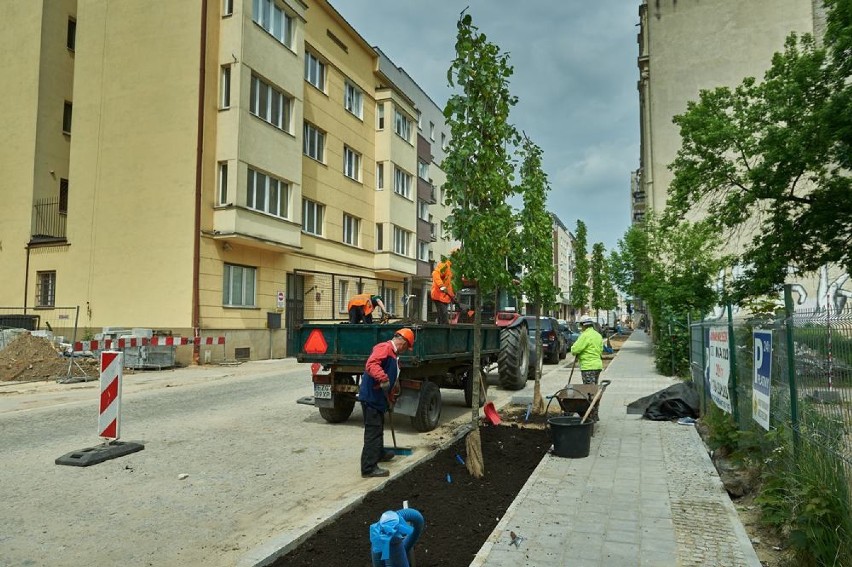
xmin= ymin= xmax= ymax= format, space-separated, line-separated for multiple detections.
xmin=344 ymin=82 xmax=363 ymax=118
xmin=247 ymin=167 xmax=288 ymax=217
xmin=384 ymin=288 xmax=397 ymax=315
xmin=223 ymin=0 xmax=234 ymax=16
xmin=220 ymin=66 xmax=231 ymax=109
xmin=35 ymin=271 xmax=56 ymax=307
xmin=59 ymin=178 xmax=69 ymax=214
xmin=343 ymin=146 xmax=361 ymax=181
xmin=441 ymin=133 xmax=447 ymax=150
xmin=429 ymin=121 xmax=435 ymax=141
xmin=223 ymin=263 xmax=256 ymax=307
xmin=394 ymin=108 xmax=411 ymax=142
xmin=417 ymin=160 xmax=429 ymax=180
xmin=338 ymin=280 xmax=349 ymax=313
xmin=376 ymin=223 xmax=383 ymax=251
xmin=393 ymin=226 xmax=411 ymax=256
xmin=418 ymin=241 xmax=429 ymax=261
xmin=250 ymin=75 xmax=292 ymax=132
xmin=67 ymin=18 xmax=76 ymax=50
xmin=417 ymin=199 xmax=429 ymax=221
xmin=377 ymin=103 xmax=384 ymax=130
xmin=302 ymin=199 xmax=324 ymax=236
xmin=394 ymin=167 xmax=412 ymax=199
xmin=376 ymin=162 xmax=384 ymax=190
xmin=62 ymin=101 xmax=73 ymax=134
xmin=343 ymin=214 xmax=360 ymax=246
xmin=304 ymin=51 xmax=325 ymax=91
xmin=303 ymin=122 xmax=325 ymax=161
xmin=218 ymin=162 xmax=229 ymax=204
xmin=416 ymin=110 xmax=422 ymax=130
xmin=252 ymin=0 xmax=293 ymax=48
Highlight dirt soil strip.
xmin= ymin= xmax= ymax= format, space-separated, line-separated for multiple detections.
xmin=274 ymin=424 xmax=549 ymax=567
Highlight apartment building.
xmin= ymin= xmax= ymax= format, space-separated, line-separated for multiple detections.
xmin=634 ymin=0 xmax=847 ymax=312
xmin=0 ymin=0 xmax=452 ymax=361
xmin=551 ymin=214 xmax=575 ymax=320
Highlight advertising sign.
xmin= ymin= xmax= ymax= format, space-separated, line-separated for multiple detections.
xmin=708 ymin=326 xmax=732 ymax=414
xmin=752 ymin=329 xmax=772 ymax=430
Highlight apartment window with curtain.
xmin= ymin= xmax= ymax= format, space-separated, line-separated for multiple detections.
xmin=417 ymin=199 xmax=429 ymax=221
xmin=343 ymin=146 xmax=361 ymax=181
xmin=220 ymin=66 xmax=231 ymax=109
xmin=36 ymin=271 xmax=56 ymax=307
xmin=303 ymin=122 xmax=325 ymax=161
xmin=393 ymin=226 xmax=410 ymax=256
xmin=376 ymin=162 xmax=384 ymax=190
xmin=343 ymin=214 xmax=360 ymax=246
xmin=384 ymin=289 xmax=397 ymax=315
xmin=302 ymin=199 xmax=324 ymax=236
xmin=377 ymin=103 xmax=385 ymax=130
xmin=344 ymin=82 xmax=363 ymax=118
xmin=250 ymin=75 xmax=292 ymax=132
xmin=418 ymin=160 xmax=429 ymax=180
xmin=218 ymin=162 xmax=229 ymax=204
xmin=338 ymin=280 xmax=349 ymax=313
xmin=393 ymin=166 xmax=412 ymax=199
xmin=252 ymin=0 xmax=294 ymax=48
xmin=393 ymin=108 xmax=411 ymax=142
xmin=418 ymin=241 xmax=429 ymax=262
xmin=246 ymin=167 xmax=288 ymax=218
xmin=223 ymin=264 xmax=256 ymax=307
xmin=429 ymin=121 xmax=435 ymax=141
xmin=304 ymin=51 xmax=325 ymax=91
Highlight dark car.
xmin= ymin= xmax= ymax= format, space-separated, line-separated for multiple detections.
xmin=557 ymin=319 xmax=581 ymax=352
xmin=522 ymin=315 xmax=563 ymax=365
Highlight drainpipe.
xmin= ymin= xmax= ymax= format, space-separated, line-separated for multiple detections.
xmin=24 ymin=244 xmax=31 ymax=314
xmin=192 ymin=0 xmax=208 ymax=365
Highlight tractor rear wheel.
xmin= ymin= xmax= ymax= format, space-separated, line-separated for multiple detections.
xmin=498 ymin=325 xmax=529 ymax=390
xmin=318 ymin=375 xmax=356 ymax=423
xmin=411 ymin=381 xmax=442 ymax=432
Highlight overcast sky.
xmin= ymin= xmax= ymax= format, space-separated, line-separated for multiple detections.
xmin=335 ymin=1 xmax=640 ymax=253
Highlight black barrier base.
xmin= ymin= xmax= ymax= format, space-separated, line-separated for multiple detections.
xmin=55 ymin=441 xmax=145 ymax=467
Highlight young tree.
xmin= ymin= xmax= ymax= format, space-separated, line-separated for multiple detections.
xmin=443 ymin=11 xmax=519 ymax=478
xmin=516 ymin=135 xmax=557 ymax=414
xmin=571 ymin=220 xmax=590 ymax=316
xmin=590 ymin=242 xmax=606 ymax=322
xmin=666 ymin=11 xmax=852 ymax=299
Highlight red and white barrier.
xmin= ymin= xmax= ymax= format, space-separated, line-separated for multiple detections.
xmin=73 ymin=336 xmax=225 ymax=352
xmin=98 ymin=351 xmax=123 ymax=440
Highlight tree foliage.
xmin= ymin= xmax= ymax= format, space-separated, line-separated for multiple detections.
xmin=570 ymin=220 xmax=590 ymax=314
xmin=666 ymin=14 xmax=852 ymax=299
xmin=590 ymin=242 xmax=605 ymax=314
xmin=443 ymin=11 xmax=519 ymax=477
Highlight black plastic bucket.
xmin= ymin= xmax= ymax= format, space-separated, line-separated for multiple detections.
xmin=547 ymin=416 xmax=593 ymax=458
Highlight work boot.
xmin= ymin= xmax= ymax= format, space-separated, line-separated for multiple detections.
xmin=380 ymin=451 xmax=396 ymax=462
xmin=361 ymin=466 xmax=390 ymax=478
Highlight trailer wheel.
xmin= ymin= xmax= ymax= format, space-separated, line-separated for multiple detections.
xmin=411 ymin=381 xmax=441 ymax=432
xmin=498 ymin=325 xmax=529 ymax=390
xmin=463 ymin=368 xmax=487 ymax=408
xmin=318 ymin=376 xmax=356 ymax=423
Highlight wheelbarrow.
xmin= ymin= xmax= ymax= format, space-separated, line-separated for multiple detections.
xmin=545 ymin=380 xmax=612 ymax=423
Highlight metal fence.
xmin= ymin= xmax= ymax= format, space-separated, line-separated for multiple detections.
xmin=0 ymin=306 xmax=80 ymax=347
xmin=689 ymin=286 xmax=851 ymax=476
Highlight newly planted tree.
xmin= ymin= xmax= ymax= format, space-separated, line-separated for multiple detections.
xmin=517 ymin=135 xmax=557 ymax=414
xmin=590 ymin=242 xmax=606 ymax=322
xmin=443 ymin=11 xmax=519 ymax=478
xmin=571 ymin=220 xmax=590 ymax=316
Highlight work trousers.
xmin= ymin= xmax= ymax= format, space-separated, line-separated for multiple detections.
xmin=434 ymin=300 xmax=449 ymax=325
xmin=361 ymin=403 xmax=385 ymax=474
xmin=348 ymin=306 xmax=373 ymax=324
xmin=581 ymin=369 xmax=601 ymax=384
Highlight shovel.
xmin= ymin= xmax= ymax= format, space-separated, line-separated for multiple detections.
xmin=478 ymin=371 xmax=501 ymax=425
xmin=566 ymin=358 xmax=577 ymax=385
xmin=580 ymin=380 xmax=611 ymax=424
xmin=384 ymin=385 xmax=413 ymax=456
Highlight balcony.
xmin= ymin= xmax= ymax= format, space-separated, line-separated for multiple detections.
xmin=632 ymin=190 xmax=646 ymax=203
xmin=213 ymin=205 xmax=301 ymax=251
xmin=30 ymin=199 xmax=67 ymax=243
xmin=429 ymin=222 xmax=437 ymax=242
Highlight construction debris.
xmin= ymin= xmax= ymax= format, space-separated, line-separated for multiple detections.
xmin=0 ymin=332 xmax=97 ymax=382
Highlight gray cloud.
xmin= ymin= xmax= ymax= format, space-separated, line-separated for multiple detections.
xmin=334 ymin=0 xmax=640 ymax=252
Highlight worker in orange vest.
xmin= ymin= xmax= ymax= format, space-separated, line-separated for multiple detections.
xmin=348 ymin=293 xmax=386 ymax=324
xmin=431 ymin=255 xmax=454 ymax=324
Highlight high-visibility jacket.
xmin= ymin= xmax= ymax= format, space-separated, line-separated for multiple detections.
xmin=570 ymin=327 xmax=603 ymax=370
xmin=430 ymin=260 xmax=454 ymax=304
xmin=348 ymin=293 xmax=376 ymax=315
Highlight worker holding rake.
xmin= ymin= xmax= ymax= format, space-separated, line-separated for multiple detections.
xmin=359 ymin=328 xmax=415 ymax=478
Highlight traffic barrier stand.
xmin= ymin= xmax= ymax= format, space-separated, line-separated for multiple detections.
xmin=55 ymin=351 xmax=145 ymax=467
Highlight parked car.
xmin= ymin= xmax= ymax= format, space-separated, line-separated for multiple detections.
xmin=522 ymin=315 xmax=563 ymax=365
xmin=557 ymin=319 xmax=581 ymax=352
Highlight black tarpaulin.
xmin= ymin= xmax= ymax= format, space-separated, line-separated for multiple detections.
xmin=626 ymin=381 xmax=700 ymax=421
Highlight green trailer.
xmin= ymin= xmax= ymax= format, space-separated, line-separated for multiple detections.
xmin=295 ymin=321 xmax=529 ymax=432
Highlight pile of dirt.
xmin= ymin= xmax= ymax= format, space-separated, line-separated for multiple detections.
xmin=0 ymin=332 xmax=97 ymax=382
xmin=276 ymin=425 xmax=549 ymax=567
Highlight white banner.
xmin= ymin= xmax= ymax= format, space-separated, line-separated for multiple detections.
xmin=752 ymin=329 xmax=772 ymax=430
xmin=708 ymin=326 xmax=732 ymax=414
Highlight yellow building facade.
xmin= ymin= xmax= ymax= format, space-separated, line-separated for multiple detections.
xmin=0 ymin=0 xmax=453 ymax=362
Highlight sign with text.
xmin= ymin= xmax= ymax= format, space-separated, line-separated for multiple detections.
xmin=752 ymin=329 xmax=772 ymax=430
xmin=708 ymin=326 xmax=732 ymax=414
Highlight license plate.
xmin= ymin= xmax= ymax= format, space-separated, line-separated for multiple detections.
xmin=314 ymin=383 xmax=332 ymax=400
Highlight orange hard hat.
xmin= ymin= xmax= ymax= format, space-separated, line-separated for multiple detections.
xmin=395 ymin=328 xmax=415 ymax=347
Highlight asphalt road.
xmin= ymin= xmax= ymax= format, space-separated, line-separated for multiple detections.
xmin=0 ymin=358 xmax=546 ymax=566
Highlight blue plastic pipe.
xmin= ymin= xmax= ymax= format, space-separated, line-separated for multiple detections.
xmin=369 ymin=508 xmax=424 ymax=567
